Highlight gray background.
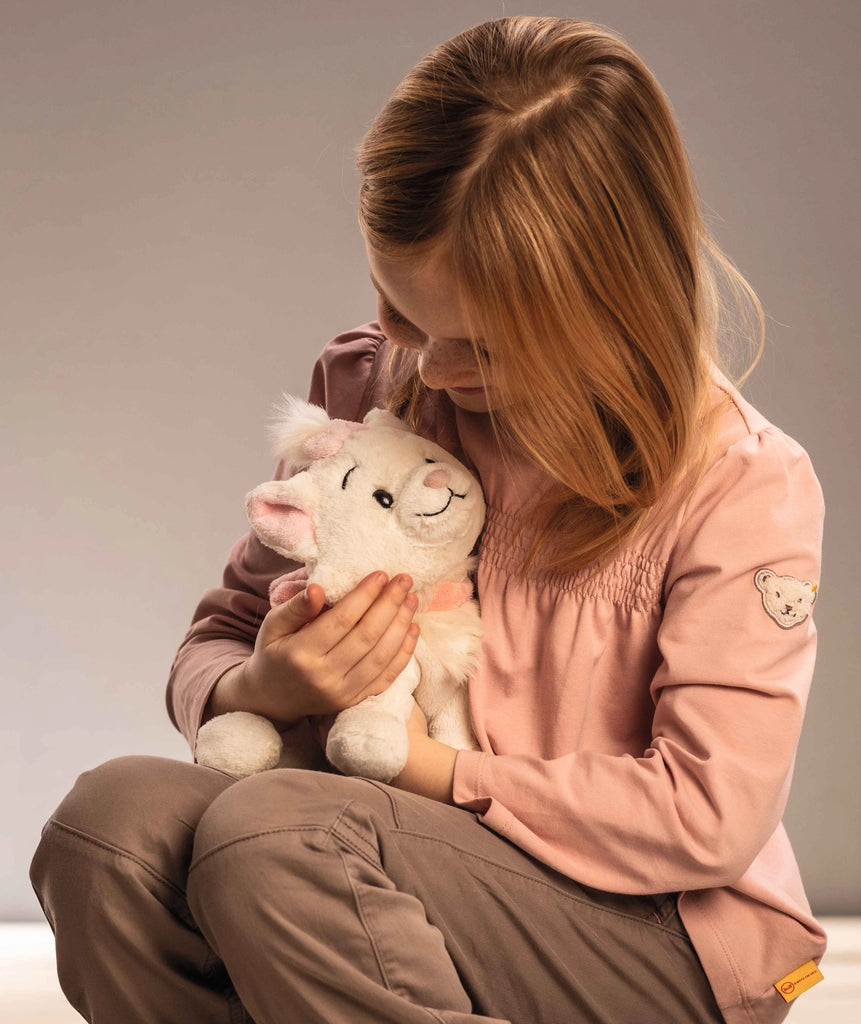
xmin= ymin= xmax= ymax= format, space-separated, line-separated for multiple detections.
xmin=3 ymin=0 xmax=858 ymax=920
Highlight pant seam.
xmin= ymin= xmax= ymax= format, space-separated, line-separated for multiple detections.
xmin=189 ymin=824 xmax=378 ymax=874
xmin=362 ymin=779 xmax=403 ymax=828
xmin=334 ymin=814 xmax=382 ymax=863
xmin=337 ymin=848 xmax=394 ymax=994
xmin=199 ymin=944 xmax=245 ymax=1017
xmin=46 ymin=818 xmax=187 ymax=902
xmin=337 ymin=849 xmax=474 ymax=1021
xmin=228 ymin=988 xmax=252 ymax=1024
xmin=394 ymin=829 xmax=689 ymax=940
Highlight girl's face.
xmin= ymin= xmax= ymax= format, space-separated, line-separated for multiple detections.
xmin=366 ymin=244 xmax=499 ymax=414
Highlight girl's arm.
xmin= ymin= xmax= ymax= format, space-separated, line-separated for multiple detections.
xmin=392 ymin=704 xmax=459 ymax=803
xmin=422 ymin=428 xmax=825 ymax=894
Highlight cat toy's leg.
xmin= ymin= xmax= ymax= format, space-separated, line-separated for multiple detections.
xmin=428 ymin=685 xmax=479 ymax=751
xmin=195 ymin=712 xmax=284 ymax=778
xmin=325 ymin=657 xmax=421 ymax=782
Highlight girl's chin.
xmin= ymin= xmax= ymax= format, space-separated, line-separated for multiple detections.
xmin=447 ymin=385 xmax=485 ymax=396
xmin=444 ymin=386 xmax=494 ymax=412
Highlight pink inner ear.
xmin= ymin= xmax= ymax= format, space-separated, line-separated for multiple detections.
xmin=247 ymin=494 xmax=316 ymax=555
xmin=302 ymin=420 xmax=367 ymax=460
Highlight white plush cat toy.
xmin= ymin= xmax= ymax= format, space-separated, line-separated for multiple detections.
xmin=195 ymin=398 xmax=484 ymax=783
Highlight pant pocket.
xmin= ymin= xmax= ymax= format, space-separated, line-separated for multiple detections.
xmin=575 ymin=883 xmax=683 ymax=931
xmin=651 ymin=891 xmax=683 ymax=931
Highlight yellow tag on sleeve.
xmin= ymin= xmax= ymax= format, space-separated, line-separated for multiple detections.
xmin=774 ymin=960 xmax=824 ymax=1002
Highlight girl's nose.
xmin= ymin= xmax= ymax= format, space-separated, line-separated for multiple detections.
xmin=424 ymin=468 xmax=451 ymax=489
xmin=417 ymin=337 xmax=479 ymax=390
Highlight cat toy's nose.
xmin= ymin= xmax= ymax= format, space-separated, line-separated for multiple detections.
xmin=424 ymin=468 xmax=451 ymax=489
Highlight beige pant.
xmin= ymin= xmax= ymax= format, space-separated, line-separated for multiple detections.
xmin=30 ymin=756 xmax=723 ymax=1024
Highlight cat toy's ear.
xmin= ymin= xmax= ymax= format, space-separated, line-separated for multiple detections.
xmin=362 ymin=407 xmax=412 ymax=432
xmin=269 ymin=396 xmax=366 ymax=472
xmin=267 ymin=397 xmax=333 ymax=469
xmin=246 ymin=475 xmax=320 ymax=563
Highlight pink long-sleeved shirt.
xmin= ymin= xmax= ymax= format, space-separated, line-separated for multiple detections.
xmin=168 ymin=325 xmax=826 ymax=1024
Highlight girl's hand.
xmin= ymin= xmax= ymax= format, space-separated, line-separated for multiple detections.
xmin=209 ymin=572 xmax=420 ymax=726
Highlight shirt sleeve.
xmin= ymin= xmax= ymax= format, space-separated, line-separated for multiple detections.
xmin=166 ymin=324 xmax=386 ymax=748
xmin=451 ymin=426 xmax=825 ymax=894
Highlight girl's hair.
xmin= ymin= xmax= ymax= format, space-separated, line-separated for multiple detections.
xmin=357 ymin=16 xmax=764 ymax=575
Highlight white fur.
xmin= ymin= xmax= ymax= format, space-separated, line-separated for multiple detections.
xmin=266 ymin=395 xmax=333 ymax=470
xmin=195 ymin=400 xmax=485 ymax=782
xmin=194 ymin=711 xmax=283 ymax=776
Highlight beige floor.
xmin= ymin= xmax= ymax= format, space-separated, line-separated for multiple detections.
xmin=2 ymin=919 xmax=859 ymax=1023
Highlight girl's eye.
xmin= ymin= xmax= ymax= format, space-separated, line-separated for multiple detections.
xmin=380 ymin=300 xmax=413 ymax=330
xmin=379 ymin=297 xmax=490 ymax=363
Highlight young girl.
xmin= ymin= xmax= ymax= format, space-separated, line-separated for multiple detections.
xmin=31 ymin=16 xmax=825 ymax=1024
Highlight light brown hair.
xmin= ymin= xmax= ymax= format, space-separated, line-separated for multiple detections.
xmin=357 ymin=16 xmax=764 ymax=574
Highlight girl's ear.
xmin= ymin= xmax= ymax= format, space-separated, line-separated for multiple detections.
xmin=246 ymin=476 xmax=320 ymax=563
xmin=362 ymin=407 xmax=411 ymax=432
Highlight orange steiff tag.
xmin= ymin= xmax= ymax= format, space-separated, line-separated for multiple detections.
xmin=774 ymin=960 xmax=824 ymax=1003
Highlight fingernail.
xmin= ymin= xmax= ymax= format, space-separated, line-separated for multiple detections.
xmin=374 ymin=571 xmax=388 ymax=586
xmin=404 ymin=592 xmax=419 ymax=611
xmin=398 ymin=575 xmax=413 ymax=592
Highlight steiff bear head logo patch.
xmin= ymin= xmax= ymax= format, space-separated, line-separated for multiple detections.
xmin=754 ymin=569 xmax=818 ymax=629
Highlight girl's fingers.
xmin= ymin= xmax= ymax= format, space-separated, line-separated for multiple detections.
xmin=339 ymin=595 xmax=419 ymax=694
xmin=282 ymin=572 xmax=390 ymax=655
xmin=324 ymin=575 xmax=416 ymax=670
xmin=254 ymin=571 xmax=420 ymax=717
xmin=348 ymin=620 xmax=421 ymax=705
xmin=261 ymin=582 xmax=327 ymax=638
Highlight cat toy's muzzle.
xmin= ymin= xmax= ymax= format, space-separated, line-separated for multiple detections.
xmin=396 ymin=460 xmax=486 ymax=549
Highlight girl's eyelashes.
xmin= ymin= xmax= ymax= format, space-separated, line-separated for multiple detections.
xmin=378 ymin=296 xmax=491 ymax=361
xmin=379 ymin=299 xmax=417 ymax=331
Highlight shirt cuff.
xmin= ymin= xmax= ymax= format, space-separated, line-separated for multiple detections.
xmin=452 ymin=748 xmax=491 ymax=809
xmin=170 ymin=641 xmax=251 ymax=750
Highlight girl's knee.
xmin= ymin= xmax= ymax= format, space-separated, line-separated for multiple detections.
xmin=32 ymin=756 xmax=238 ymax=918
xmin=191 ymin=769 xmax=393 ymax=868
xmin=31 ymin=755 xmax=236 ymax=898
xmin=47 ymin=755 xmax=229 ymax=845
